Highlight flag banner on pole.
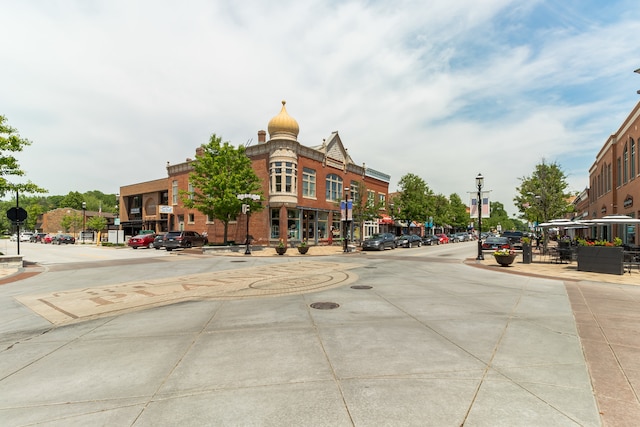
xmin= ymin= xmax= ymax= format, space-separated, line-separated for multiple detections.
xmin=470 ymin=192 xmax=490 ymax=219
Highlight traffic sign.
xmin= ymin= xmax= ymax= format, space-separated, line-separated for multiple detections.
xmin=6 ymin=207 xmax=27 ymax=222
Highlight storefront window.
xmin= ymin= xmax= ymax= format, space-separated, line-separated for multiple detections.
xmin=270 ymin=209 xmax=280 ymax=239
xmin=287 ymin=209 xmax=300 ymax=239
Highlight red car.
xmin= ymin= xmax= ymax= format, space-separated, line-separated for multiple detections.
xmin=127 ymin=233 xmax=157 ymax=249
xmin=41 ymin=234 xmax=54 ymax=244
xmin=435 ymin=234 xmax=449 ymax=244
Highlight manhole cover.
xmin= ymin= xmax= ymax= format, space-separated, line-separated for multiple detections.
xmin=230 ymin=260 xmax=247 ymax=263
xmin=351 ymin=285 xmax=372 ymax=289
xmin=310 ymin=302 xmax=340 ymax=310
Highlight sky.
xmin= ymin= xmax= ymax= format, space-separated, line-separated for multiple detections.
xmin=2 ymin=0 xmax=640 ymax=217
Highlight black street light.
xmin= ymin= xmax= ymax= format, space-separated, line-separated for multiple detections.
xmin=635 ymin=68 xmax=640 ymax=95
xmin=476 ymin=173 xmax=484 ymax=260
xmin=82 ymin=201 xmax=86 ymax=243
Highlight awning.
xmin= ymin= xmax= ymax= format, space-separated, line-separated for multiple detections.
xmin=378 ymin=215 xmax=394 ymax=225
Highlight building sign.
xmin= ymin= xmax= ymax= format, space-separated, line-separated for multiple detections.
xmin=624 ymin=195 xmax=633 ymax=209
xmin=159 ymin=205 xmax=173 ymax=214
xmin=130 ymin=208 xmax=140 ymax=214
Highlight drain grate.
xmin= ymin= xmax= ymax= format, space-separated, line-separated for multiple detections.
xmin=230 ymin=260 xmax=247 ymax=263
xmin=310 ymin=302 xmax=340 ymax=310
xmin=351 ymin=285 xmax=372 ymax=290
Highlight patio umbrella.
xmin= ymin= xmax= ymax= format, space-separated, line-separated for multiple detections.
xmin=582 ymin=215 xmax=640 ymax=225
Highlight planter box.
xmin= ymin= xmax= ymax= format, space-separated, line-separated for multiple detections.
xmin=577 ymin=246 xmax=624 ymax=275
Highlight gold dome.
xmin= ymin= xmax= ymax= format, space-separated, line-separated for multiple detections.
xmin=267 ymin=100 xmax=299 ymax=140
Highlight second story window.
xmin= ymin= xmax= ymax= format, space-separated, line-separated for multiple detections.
xmin=325 ymin=174 xmax=343 ymax=201
xmin=172 ymin=180 xmax=178 ymax=205
xmin=303 ymin=168 xmax=316 ymax=198
xmin=270 ymin=161 xmax=297 ymax=194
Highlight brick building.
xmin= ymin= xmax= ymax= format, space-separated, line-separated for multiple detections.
xmin=119 ymin=101 xmax=391 ymax=245
xmin=38 ymin=208 xmax=115 ymax=236
xmin=586 ymin=100 xmax=640 ymax=243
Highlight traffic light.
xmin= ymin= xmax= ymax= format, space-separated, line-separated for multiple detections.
xmin=242 ymin=204 xmax=250 ymax=214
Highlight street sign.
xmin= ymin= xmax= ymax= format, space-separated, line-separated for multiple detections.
xmin=237 ymin=194 xmax=261 ymax=201
xmin=6 ymin=207 xmax=28 ymax=223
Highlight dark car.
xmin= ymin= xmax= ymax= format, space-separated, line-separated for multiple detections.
xmin=361 ymin=233 xmax=396 ymax=251
xmin=501 ymin=231 xmax=524 ymax=249
xmin=163 ymin=231 xmax=208 ymax=251
xmin=127 ymin=233 xmax=157 ymax=249
xmin=481 ymin=236 xmax=512 ymax=251
xmin=395 ymin=234 xmax=422 ymax=248
xmin=52 ymin=234 xmax=76 ymax=245
xmin=422 ymin=235 xmax=440 ymax=245
xmin=30 ymin=232 xmax=47 ymax=243
xmin=153 ymin=233 xmax=166 ymax=250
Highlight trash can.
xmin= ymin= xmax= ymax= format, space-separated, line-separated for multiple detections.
xmin=522 ymin=244 xmax=532 ymax=264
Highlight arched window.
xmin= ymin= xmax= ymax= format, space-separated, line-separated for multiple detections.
xmin=631 ymin=138 xmax=636 ymax=179
xmin=624 ymin=144 xmax=629 ymax=183
xmin=325 ymin=174 xmax=343 ymax=201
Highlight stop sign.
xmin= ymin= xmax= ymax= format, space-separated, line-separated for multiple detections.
xmin=6 ymin=207 xmax=28 ymax=222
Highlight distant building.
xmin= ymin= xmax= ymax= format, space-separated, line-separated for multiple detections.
xmin=119 ymin=101 xmax=391 ymax=244
xmin=38 ymin=208 xmax=115 ymax=235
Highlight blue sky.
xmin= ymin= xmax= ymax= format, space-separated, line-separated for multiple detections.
xmin=1 ymin=0 xmax=640 ymax=217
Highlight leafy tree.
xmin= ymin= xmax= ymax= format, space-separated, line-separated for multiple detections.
xmin=182 ymin=134 xmax=263 ymax=244
xmin=431 ymin=193 xmax=450 ymax=231
xmin=61 ymin=213 xmax=83 ymax=235
xmin=514 ymin=160 xmax=571 ymax=224
xmin=448 ymin=193 xmax=469 ymax=231
xmin=59 ymin=191 xmax=85 ymax=209
xmin=0 ymin=115 xmax=46 ymax=196
xmin=25 ymin=203 xmax=43 ymax=231
xmin=395 ymin=174 xmax=432 ymax=233
xmin=87 ymin=215 xmax=107 ymax=232
xmin=351 ymin=180 xmax=385 ymax=240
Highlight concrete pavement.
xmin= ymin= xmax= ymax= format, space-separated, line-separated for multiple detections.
xmin=1 ymin=245 xmax=639 ymax=425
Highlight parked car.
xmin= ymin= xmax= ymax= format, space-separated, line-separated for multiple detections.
xmin=42 ymin=234 xmax=54 ymax=244
xmin=153 ymin=233 xmax=166 ymax=250
xmin=395 ymin=234 xmax=423 ymax=248
xmin=163 ymin=231 xmax=208 ymax=251
xmin=435 ymin=234 xmax=450 ymax=244
xmin=361 ymin=233 xmax=396 ymax=251
xmin=454 ymin=232 xmax=470 ymax=242
xmin=30 ymin=232 xmax=47 ymax=243
xmin=127 ymin=233 xmax=157 ymax=249
xmin=51 ymin=234 xmax=76 ymax=245
xmin=422 ymin=235 xmax=440 ymax=245
xmin=501 ymin=231 xmax=524 ymax=249
xmin=448 ymin=234 xmax=461 ymax=243
xmin=19 ymin=232 xmax=34 ymax=242
xmin=481 ymin=236 xmax=512 ymax=251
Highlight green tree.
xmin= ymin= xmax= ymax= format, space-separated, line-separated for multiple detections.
xmin=59 ymin=191 xmax=85 ymax=209
xmin=395 ymin=173 xmax=433 ymax=234
xmin=514 ymin=160 xmax=571 ymax=224
xmin=182 ymin=134 xmax=263 ymax=244
xmin=87 ymin=215 xmax=107 ymax=232
xmin=351 ymin=180 xmax=385 ymax=240
xmin=448 ymin=193 xmax=469 ymax=231
xmin=0 ymin=115 xmax=46 ymax=196
xmin=61 ymin=212 xmax=83 ymax=235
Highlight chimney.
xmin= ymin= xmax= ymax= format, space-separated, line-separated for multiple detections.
xmin=258 ymin=130 xmax=266 ymax=143
xmin=195 ymin=146 xmax=204 ymax=157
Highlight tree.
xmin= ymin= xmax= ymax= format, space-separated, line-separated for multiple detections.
xmin=448 ymin=193 xmax=469 ymax=231
xmin=182 ymin=134 xmax=263 ymax=244
xmin=0 ymin=115 xmax=46 ymax=196
xmin=59 ymin=191 xmax=85 ymax=209
xmin=514 ymin=160 xmax=572 ymax=225
xmin=87 ymin=215 xmax=107 ymax=232
xmin=395 ymin=173 xmax=432 ymax=233
xmin=61 ymin=212 xmax=83 ymax=235
xmin=351 ymin=180 xmax=385 ymax=240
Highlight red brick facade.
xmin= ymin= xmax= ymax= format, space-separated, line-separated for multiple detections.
xmin=118 ymin=101 xmax=391 ymax=245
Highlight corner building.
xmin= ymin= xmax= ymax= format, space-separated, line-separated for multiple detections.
xmin=120 ymin=101 xmax=391 ymax=245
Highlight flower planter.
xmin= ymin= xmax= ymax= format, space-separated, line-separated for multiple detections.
xmin=297 ymin=246 xmax=309 ymax=254
xmin=275 ymin=246 xmax=287 ymax=255
xmin=577 ymin=246 xmax=623 ymax=275
xmin=494 ymin=254 xmax=516 ymax=267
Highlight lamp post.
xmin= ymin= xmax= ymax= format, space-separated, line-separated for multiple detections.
xmin=476 ymin=173 xmax=484 ymax=260
xmin=82 ymin=202 xmax=86 ymax=243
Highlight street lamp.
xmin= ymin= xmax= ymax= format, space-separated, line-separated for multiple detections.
xmin=476 ymin=173 xmax=484 ymax=260
xmin=82 ymin=202 xmax=86 ymax=243
xmin=635 ymin=68 xmax=640 ymax=95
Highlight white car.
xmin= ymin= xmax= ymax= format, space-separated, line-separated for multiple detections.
xmin=19 ymin=232 xmax=34 ymax=242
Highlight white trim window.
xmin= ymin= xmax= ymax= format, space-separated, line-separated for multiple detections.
xmin=172 ymin=180 xmax=178 ymax=205
xmin=325 ymin=174 xmax=343 ymax=201
xmin=270 ymin=161 xmax=297 ymax=194
xmin=303 ymin=167 xmax=316 ymax=198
